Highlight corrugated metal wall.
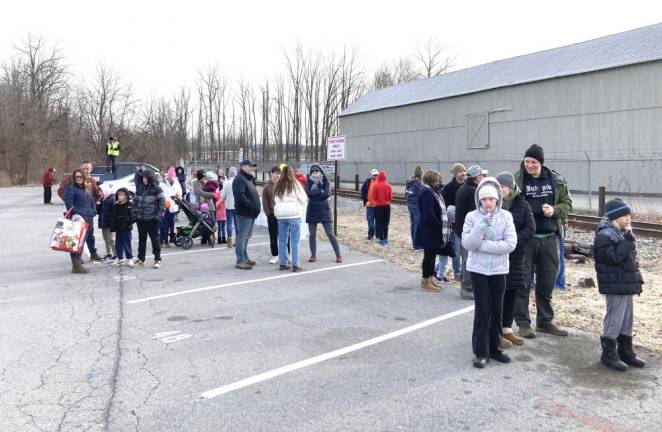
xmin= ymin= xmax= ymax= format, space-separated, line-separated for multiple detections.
xmin=339 ymin=62 xmax=662 ymax=194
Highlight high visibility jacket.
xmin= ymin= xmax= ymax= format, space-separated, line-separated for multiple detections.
xmin=107 ymin=140 xmax=120 ymax=157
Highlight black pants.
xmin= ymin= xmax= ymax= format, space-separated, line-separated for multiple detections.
xmin=422 ymin=249 xmax=436 ymax=278
xmin=515 ymin=236 xmax=559 ymax=327
xmin=374 ymin=205 xmax=390 ymax=240
xmin=43 ymin=186 xmax=52 ymax=203
xmin=137 ymin=220 xmax=160 ymax=262
xmin=502 ymin=289 xmax=517 ymax=328
xmin=267 ymin=213 xmax=279 ymax=256
xmin=471 ymin=272 xmax=506 ymax=358
xmin=106 ymin=155 xmax=116 ymax=174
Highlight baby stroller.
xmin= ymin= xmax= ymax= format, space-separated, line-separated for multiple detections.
xmin=171 ymin=196 xmax=217 ymax=249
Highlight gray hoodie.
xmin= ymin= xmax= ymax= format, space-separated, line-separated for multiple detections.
xmin=461 ymin=177 xmax=517 ymax=276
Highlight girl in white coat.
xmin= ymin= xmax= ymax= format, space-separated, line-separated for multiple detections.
xmin=274 ymin=166 xmax=308 ymax=272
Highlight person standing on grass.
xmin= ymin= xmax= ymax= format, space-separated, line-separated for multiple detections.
xmin=454 ymin=165 xmax=488 ymax=300
xmin=495 ymin=171 xmax=535 ymax=349
xmin=594 ymin=198 xmax=645 ymax=372
xmin=232 ymin=160 xmax=261 ymax=270
xmin=132 ymin=169 xmax=165 ymax=269
xmin=42 ymin=167 xmax=56 ymax=204
xmin=415 ymin=170 xmax=451 ymax=292
xmin=372 ymin=171 xmax=393 ymax=246
xmin=262 ymin=166 xmax=282 ymax=264
xmin=305 ymin=164 xmax=342 ymax=263
xmin=405 ymin=166 xmax=424 ymax=250
xmin=513 ymin=144 xmax=572 ymax=338
xmin=360 ymin=169 xmax=379 ymax=240
xmin=274 ymin=166 xmax=308 ymax=272
xmin=440 ymin=163 xmax=466 ymax=280
xmin=462 ymin=177 xmax=517 ymax=369
xmin=221 ymin=167 xmax=237 ymax=248
xmin=64 ymin=169 xmax=97 ymax=274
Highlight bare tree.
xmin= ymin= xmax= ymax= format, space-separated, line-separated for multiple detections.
xmin=414 ymin=37 xmax=455 ymax=77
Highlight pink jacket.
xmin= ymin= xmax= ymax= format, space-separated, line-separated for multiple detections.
xmin=215 ymin=199 xmax=227 ymax=221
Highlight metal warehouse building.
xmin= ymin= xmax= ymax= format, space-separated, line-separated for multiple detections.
xmin=338 ymin=23 xmax=662 ymax=196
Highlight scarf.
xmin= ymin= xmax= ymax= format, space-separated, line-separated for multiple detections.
xmin=426 ymin=184 xmax=452 ymax=245
xmin=309 ymin=174 xmax=322 ymax=191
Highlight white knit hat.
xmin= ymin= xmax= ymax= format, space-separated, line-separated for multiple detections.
xmin=478 ymin=184 xmax=499 ymax=200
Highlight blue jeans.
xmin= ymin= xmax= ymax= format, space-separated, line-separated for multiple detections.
xmin=71 ymin=219 xmax=95 ymax=259
xmin=366 ymin=206 xmax=376 ymax=239
xmin=407 ymin=203 xmax=421 ymax=249
xmin=159 ymin=212 xmax=175 ymax=244
xmin=278 ymin=218 xmax=301 ymax=267
xmin=234 ymin=215 xmax=255 ymax=264
xmin=556 ymin=235 xmax=566 ymax=289
xmin=436 ymin=233 xmax=461 ymax=279
xmin=226 ymin=209 xmax=236 ymax=237
xmin=115 ymin=230 xmax=133 ymax=260
xmin=217 ymin=220 xmax=227 ymax=237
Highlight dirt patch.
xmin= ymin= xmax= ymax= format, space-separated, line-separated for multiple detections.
xmin=329 ymin=205 xmax=662 ymax=354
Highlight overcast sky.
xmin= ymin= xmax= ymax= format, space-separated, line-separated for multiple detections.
xmin=1 ymin=0 xmax=661 ymax=98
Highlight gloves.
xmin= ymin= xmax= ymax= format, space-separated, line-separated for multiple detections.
xmin=623 ymin=230 xmax=635 ymax=242
xmin=479 ymin=213 xmax=493 ymax=228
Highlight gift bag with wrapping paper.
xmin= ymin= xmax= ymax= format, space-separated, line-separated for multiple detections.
xmin=49 ymin=209 xmax=89 ymax=253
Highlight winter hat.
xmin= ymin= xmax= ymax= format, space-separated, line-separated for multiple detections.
xmin=205 ymin=171 xmax=216 ymax=179
xmin=370 ymin=169 xmax=379 ymax=176
xmin=495 ymin=171 xmax=515 ymax=190
xmin=466 ymin=165 xmax=487 ymax=178
xmin=524 ymin=144 xmax=545 ymax=164
xmin=451 ymin=163 xmax=466 ymax=176
xmin=228 ymin=167 xmax=237 ymax=177
xmin=605 ymin=198 xmax=631 ymax=221
xmin=478 ymin=184 xmax=499 ymax=200
xmin=167 ymin=167 xmax=176 ymax=179
xmin=414 ymin=166 xmax=423 ymax=178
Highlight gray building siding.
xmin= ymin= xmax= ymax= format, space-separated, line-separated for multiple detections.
xmin=339 ymin=62 xmax=662 ymax=194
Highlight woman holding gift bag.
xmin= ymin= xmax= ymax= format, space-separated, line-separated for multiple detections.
xmin=64 ymin=168 xmax=96 ymax=274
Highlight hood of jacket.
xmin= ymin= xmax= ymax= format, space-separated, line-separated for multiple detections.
xmin=228 ymin=167 xmax=237 ymax=178
xmin=308 ymin=164 xmax=328 ymax=182
xmin=115 ymin=187 xmax=131 ymax=201
xmin=377 ymin=171 xmax=387 ymax=182
xmin=474 ymin=177 xmax=503 ymax=215
xmin=502 ymin=183 xmax=522 ymax=210
xmin=596 ymin=217 xmax=623 ymax=243
xmin=139 ymin=169 xmax=158 ymax=184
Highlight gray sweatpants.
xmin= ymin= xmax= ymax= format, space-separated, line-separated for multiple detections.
xmin=603 ymin=295 xmax=633 ymax=339
xmin=308 ymin=222 xmax=341 ymax=257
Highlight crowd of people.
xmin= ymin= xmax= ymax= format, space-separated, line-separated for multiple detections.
xmin=361 ymin=144 xmax=646 ymax=371
xmin=50 ymin=142 xmax=646 ymax=372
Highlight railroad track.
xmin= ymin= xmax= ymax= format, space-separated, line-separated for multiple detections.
xmin=256 ymin=182 xmax=662 ymax=238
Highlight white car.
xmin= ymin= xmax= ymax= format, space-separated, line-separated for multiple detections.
xmin=102 ymin=174 xmax=137 ymax=196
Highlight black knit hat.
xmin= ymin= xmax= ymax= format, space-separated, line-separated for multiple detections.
xmin=524 ymin=144 xmax=545 ymax=164
xmin=605 ymin=198 xmax=631 ymax=221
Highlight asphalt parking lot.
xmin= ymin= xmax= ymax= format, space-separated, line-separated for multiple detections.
xmin=1 ymin=186 xmax=660 ymax=431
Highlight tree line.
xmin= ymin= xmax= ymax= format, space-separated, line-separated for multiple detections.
xmin=0 ymin=36 xmax=453 ymax=185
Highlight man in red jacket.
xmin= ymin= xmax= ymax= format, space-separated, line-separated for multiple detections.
xmin=42 ymin=167 xmax=56 ymax=204
xmin=372 ymin=171 xmax=393 ymax=246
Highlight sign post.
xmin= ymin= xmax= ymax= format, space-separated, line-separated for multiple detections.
xmin=327 ymin=136 xmax=346 ymax=235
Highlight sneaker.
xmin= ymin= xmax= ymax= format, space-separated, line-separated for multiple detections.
xmin=308 ymin=256 xmax=317 ymax=263
xmin=236 ymin=261 xmax=253 ymax=270
xmin=292 ymin=266 xmax=303 ymax=272
xmin=103 ymin=254 xmax=113 ymax=262
xmin=384 ymin=239 xmax=390 ymax=245
xmin=110 ymin=259 xmax=123 ymax=267
xmin=126 ymin=259 xmax=135 ymax=268
xmin=518 ymin=324 xmax=537 ymax=339
xmin=153 ymin=260 xmax=161 ymax=269
xmin=536 ymin=323 xmax=569 ymax=337
xmin=279 ymin=264 xmax=292 ymax=271
xmin=435 ymin=275 xmax=451 ymax=283
xmin=133 ymin=258 xmax=145 ymax=267
xmin=336 ymin=255 xmax=343 ymax=263
xmin=489 ymin=351 xmax=511 ymax=363
xmin=269 ymin=257 xmax=278 ymax=264
xmin=473 ymin=357 xmax=488 ymax=369
xmin=460 ymin=289 xmax=474 ymax=300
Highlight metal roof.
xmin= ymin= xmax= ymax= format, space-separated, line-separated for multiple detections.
xmin=340 ymin=23 xmax=662 ymax=117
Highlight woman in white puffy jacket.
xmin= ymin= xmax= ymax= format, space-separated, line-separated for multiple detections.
xmin=274 ymin=166 xmax=308 ymax=272
xmin=462 ymin=177 xmax=517 ymax=369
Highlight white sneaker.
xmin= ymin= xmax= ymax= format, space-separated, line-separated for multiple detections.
xmin=269 ymin=257 xmax=278 ymax=264
xmin=110 ymin=259 xmax=123 ymax=267
xmin=126 ymin=259 xmax=135 ymax=268
xmin=133 ymin=258 xmax=144 ymax=267
xmin=153 ymin=260 xmax=161 ymax=269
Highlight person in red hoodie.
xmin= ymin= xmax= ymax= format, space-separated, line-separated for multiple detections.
xmin=42 ymin=167 xmax=56 ymax=204
xmin=371 ymin=171 xmax=393 ymax=246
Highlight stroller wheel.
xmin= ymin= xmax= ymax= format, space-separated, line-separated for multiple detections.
xmin=180 ymin=236 xmax=193 ymax=250
xmin=174 ymin=237 xmax=182 ymax=247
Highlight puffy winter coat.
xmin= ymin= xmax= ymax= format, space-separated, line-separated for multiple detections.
xmin=274 ymin=181 xmax=308 ymax=219
xmin=132 ymin=170 xmax=166 ymax=222
xmin=232 ymin=170 xmax=261 ymax=218
xmin=64 ymin=183 xmax=96 ymax=222
xmin=462 ymin=177 xmax=517 ymax=276
xmin=593 ymin=219 xmax=644 ymax=295
xmin=160 ymin=179 xmax=182 ymax=213
xmin=42 ymin=168 xmax=55 ymax=187
xmin=305 ymin=165 xmax=332 ymax=224
xmin=503 ymin=186 xmax=536 ymax=290
xmin=111 ymin=197 xmax=134 ymax=232
xmin=98 ymin=195 xmax=116 ymax=229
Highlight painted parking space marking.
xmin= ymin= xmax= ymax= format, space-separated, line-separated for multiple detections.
xmin=126 ymin=259 xmax=384 ymax=304
xmin=144 ymin=242 xmax=270 ymax=259
xmin=199 ymin=305 xmax=475 ymax=399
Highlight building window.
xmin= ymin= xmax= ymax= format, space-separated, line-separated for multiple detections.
xmin=466 ymin=112 xmax=489 ymax=149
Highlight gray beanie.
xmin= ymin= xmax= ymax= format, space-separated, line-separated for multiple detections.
xmin=228 ymin=167 xmax=237 ymax=177
xmin=495 ymin=171 xmax=514 ymax=190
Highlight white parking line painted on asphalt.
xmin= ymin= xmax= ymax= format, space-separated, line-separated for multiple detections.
xmin=199 ymin=304 xmax=475 ymax=399
xmin=145 ymin=242 xmax=270 ymax=259
xmin=126 ymin=259 xmax=384 ymax=304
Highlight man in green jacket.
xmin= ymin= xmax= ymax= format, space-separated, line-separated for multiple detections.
xmin=513 ymin=144 xmax=572 ymax=338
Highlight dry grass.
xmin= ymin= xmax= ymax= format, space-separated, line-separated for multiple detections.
xmin=328 ymin=205 xmax=662 ymax=354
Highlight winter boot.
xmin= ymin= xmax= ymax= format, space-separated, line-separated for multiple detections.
xmin=617 ymin=335 xmax=646 ymax=368
xmin=600 ymin=337 xmax=628 ymax=372
xmin=71 ymin=258 xmax=89 ymax=274
xmin=227 ymin=237 xmax=234 ymax=248
xmin=90 ymin=252 xmax=103 ymax=262
xmin=429 ymin=276 xmax=444 ymax=289
xmin=421 ymin=277 xmax=440 ymax=292
xmin=220 ymin=235 xmax=227 ymax=244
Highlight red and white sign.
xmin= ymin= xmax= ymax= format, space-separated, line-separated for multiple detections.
xmin=327 ymin=136 xmax=346 ymax=161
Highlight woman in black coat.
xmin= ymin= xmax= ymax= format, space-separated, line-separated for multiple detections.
xmin=496 ymin=172 xmax=535 ymax=346
xmin=415 ymin=170 xmax=452 ymax=292
xmin=305 ymin=165 xmax=342 ymax=263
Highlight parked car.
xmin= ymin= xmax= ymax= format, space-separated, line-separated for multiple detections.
xmin=92 ymin=162 xmax=159 ymax=196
